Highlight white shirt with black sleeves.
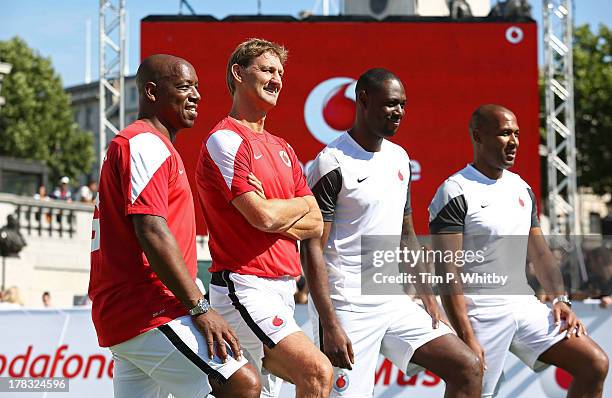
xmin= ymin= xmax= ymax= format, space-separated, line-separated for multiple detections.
xmin=428 ymin=164 xmax=540 ymax=307
xmin=307 ymin=132 xmax=411 ymax=309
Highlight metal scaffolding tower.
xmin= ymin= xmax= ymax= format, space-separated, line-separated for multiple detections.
xmin=543 ymin=0 xmax=586 ymax=284
xmin=98 ymin=0 xmax=126 ymax=171
xmin=544 ymin=0 xmax=577 ymax=236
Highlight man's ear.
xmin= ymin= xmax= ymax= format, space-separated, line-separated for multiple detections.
xmin=231 ymin=64 xmax=243 ymax=85
xmin=357 ymin=90 xmax=368 ymax=108
xmin=144 ymin=82 xmax=157 ymax=102
xmin=472 ymin=128 xmax=482 ymax=143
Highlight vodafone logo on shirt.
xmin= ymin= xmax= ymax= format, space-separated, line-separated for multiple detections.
xmin=304 ymin=77 xmax=357 ymax=145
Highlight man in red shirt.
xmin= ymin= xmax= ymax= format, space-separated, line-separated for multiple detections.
xmin=196 ymin=39 xmax=333 ymax=397
xmin=89 ymin=54 xmax=259 ymax=398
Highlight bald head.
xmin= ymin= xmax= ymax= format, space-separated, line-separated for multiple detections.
xmin=468 ymin=104 xmax=520 ymax=177
xmin=469 ymin=104 xmax=515 ymax=138
xmin=136 ymin=54 xmax=193 ymax=93
xmin=135 ymin=54 xmax=200 ymax=140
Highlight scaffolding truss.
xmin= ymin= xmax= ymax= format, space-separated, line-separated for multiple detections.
xmin=543 ymin=0 xmax=586 ymax=284
xmin=98 ymin=0 xmax=126 ymax=171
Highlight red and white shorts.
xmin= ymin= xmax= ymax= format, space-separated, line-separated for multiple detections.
xmin=110 ymin=315 xmax=249 ymax=398
xmin=209 ymin=271 xmax=302 ymax=397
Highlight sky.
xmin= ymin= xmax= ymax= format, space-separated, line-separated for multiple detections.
xmin=0 ymin=0 xmax=611 ymax=88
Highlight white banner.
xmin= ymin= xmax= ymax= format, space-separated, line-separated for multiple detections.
xmin=0 ymin=302 xmax=610 ymax=397
xmin=0 ymin=308 xmax=113 ymax=397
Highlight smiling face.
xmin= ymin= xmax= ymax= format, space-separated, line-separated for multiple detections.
xmin=155 ymin=61 xmax=201 ymax=131
xmin=474 ymin=110 xmax=520 ymax=171
xmin=235 ymin=51 xmax=283 ymax=110
xmin=363 ymin=78 xmax=406 ymax=139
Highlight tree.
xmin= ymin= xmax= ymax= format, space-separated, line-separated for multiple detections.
xmin=0 ymin=37 xmax=93 ymax=184
xmin=573 ymin=24 xmax=611 ymax=196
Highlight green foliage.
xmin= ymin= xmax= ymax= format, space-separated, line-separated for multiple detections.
xmin=573 ymin=25 xmax=612 ymax=196
xmin=0 ymin=37 xmax=93 ymax=183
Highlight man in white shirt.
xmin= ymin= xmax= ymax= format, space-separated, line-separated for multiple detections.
xmin=429 ymin=104 xmax=609 ymax=397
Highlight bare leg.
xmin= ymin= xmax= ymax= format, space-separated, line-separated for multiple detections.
xmin=262 ymin=331 xmax=334 ymax=398
xmin=210 ymin=363 xmax=261 ymax=398
xmin=538 ymin=336 xmax=609 ymax=398
xmin=411 ymin=334 xmax=483 ymax=398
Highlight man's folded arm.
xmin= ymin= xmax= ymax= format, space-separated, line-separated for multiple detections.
xmin=280 ymin=195 xmax=323 ymax=240
xmin=232 ymin=191 xmax=310 ymax=233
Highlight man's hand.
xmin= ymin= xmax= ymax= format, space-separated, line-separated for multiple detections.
xmin=322 ymin=323 xmax=354 ymax=370
xmin=553 ymin=302 xmax=587 ymax=338
xmin=248 ymin=173 xmax=265 ymax=199
xmin=192 ymin=309 xmax=242 ymax=362
xmin=420 ymin=295 xmax=449 ymax=329
xmin=464 ymin=335 xmax=487 ymax=372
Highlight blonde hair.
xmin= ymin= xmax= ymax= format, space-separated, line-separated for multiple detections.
xmin=226 ymin=38 xmax=288 ymax=96
xmin=2 ymin=286 xmax=23 ymax=306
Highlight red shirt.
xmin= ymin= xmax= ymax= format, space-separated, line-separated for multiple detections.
xmin=89 ymin=120 xmax=197 ymax=347
xmin=196 ymin=117 xmax=312 ymax=278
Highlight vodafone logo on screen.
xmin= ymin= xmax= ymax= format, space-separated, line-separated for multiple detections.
xmin=304 ymin=77 xmax=357 ymax=145
xmin=303 ymin=76 xmax=422 ymax=182
xmin=506 ymin=26 xmax=524 ymax=44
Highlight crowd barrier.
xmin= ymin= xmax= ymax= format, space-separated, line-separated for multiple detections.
xmin=0 ymin=301 xmax=609 ymax=397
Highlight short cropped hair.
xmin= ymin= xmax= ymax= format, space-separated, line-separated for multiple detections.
xmin=355 ymin=68 xmax=400 ymax=95
xmin=469 ymin=104 xmax=513 ymax=136
xmin=226 ymin=38 xmax=288 ymax=96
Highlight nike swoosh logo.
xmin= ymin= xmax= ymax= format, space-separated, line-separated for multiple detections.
xmin=254 ymin=154 xmax=263 ymax=160
xmin=481 ymin=203 xmax=489 ymax=208
xmin=357 ymin=177 xmax=368 ymax=183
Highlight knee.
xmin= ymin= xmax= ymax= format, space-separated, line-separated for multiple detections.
xmin=591 ymin=350 xmax=609 ymax=382
xmin=571 ymin=348 xmax=609 ymax=384
xmin=222 ymin=365 xmax=261 ymax=398
xmin=242 ymin=368 xmax=262 ymax=398
xmin=452 ymin=351 xmax=483 ymax=386
xmin=301 ymin=354 xmax=334 ymax=391
xmin=465 ymin=353 xmax=484 ymax=381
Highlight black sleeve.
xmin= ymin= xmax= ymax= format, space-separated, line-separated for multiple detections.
xmin=429 ymin=194 xmax=467 ymax=234
xmin=527 ymin=188 xmax=540 ymax=228
xmin=404 ymin=179 xmax=412 ymax=215
xmin=310 ymin=167 xmax=342 ymax=222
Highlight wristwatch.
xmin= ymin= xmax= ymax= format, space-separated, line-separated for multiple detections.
xmin=552 ymin=295 xmax=572 ymax=308
xmin=189 ymin=297 xmax=211 ymax=316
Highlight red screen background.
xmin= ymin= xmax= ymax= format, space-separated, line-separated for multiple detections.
xmin=141 ymin=18 xmax=540 ymax=235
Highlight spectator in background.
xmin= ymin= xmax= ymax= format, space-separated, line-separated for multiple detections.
xmin=42 ymin=291 xmax=52 ymax=307
xmin=582 ymin=247 xmax=612 ymax=307
xmin=51 ymin=176 xmax=72 ymax=202
xmin=33 ymin=185 xmax=50 ymax=201
xmin=77 ymin=179 xmax=98 ymax=204
xmin=33 ymin=185 xmax=53 ymax=224
xmin=0 ymin=286 xmax=24 ymax=307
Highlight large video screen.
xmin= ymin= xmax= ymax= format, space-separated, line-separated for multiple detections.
xmin=141 ymin=17 xmax=539 ymax=234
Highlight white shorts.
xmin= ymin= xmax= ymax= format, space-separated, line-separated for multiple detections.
xmin=110 ymin=315 xmax=249 ymax=398
xmin=309 ymin=296 xmax=453 ymax=398
xmin=468 ymin=296 xmax=567 ymax=397
xmin=209 ymin=271 xmax=302 ymax=398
